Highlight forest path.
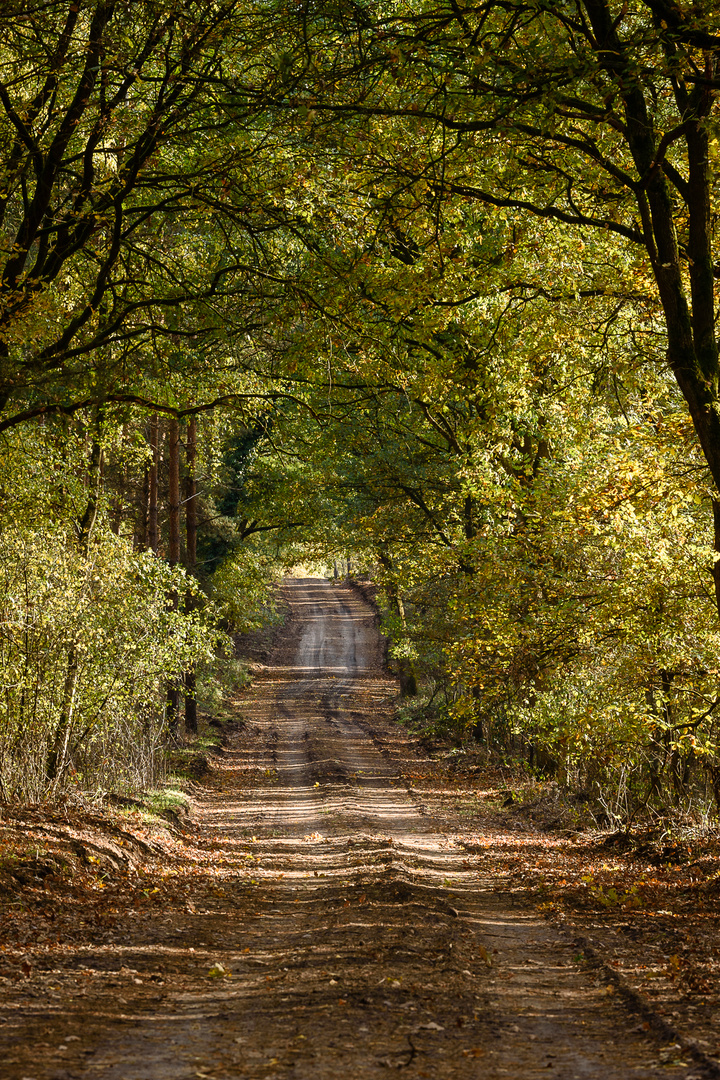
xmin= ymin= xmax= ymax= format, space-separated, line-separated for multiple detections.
xmin=0 ymin=579 xmax=705 ymax=1079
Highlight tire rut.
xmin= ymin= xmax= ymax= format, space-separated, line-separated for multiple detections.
xmin=1 ymin=577 xmax=709 ymax=1080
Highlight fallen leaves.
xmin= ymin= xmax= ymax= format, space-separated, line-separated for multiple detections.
xmin=476 ymin=945 xmax=492 ymax=968
xmin=1 ymin=670 xmax=720 ymax=1078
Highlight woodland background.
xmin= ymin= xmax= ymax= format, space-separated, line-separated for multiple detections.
xmin=2 ymin=0 xmax=720 ymax=827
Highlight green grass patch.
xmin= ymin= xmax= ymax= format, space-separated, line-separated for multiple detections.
xmin=141 ymin=785 xmax=191 ymax=817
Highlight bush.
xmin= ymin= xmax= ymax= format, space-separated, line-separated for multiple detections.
xmin=0 ymin=528 xmax=218 ymax=802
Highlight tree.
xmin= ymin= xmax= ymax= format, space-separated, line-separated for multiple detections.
xmin=273 ymin=0 xmax=720 ymax=604
xmin=0 ymin=408 xmax=218 ymax=799
xmin=0 ymin=0 xmax=302 ymax=433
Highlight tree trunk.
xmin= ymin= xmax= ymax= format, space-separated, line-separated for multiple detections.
xmin=185 ymin=416 xmax=197 ymax=568
xmin=46 ymin=646 xmax=78 ymax=785
xmin=77 ymin=433 xmax=103 ymax=555
xmin=148 ymin=415 xmax=159 ymax=554
xmin=137 ymin=464 xmax=150 ymax=550
xmin=712 ymin=500 xmax=720 ymax=621
xmin=377 ymin=551 xmax=417 ymax=697
xmin=583 ymin=1 xmax=720 ymax=611
xmin=48 ymin=419 xmax=103 ymax=785
xmin=109 ymin=424 xmax=129 ymax=536
xmin=184 ymin=415 xmax=198 ymax=735
xmin=168 ymin=417 xmax=180 ymax=566
xmin=166 ymin=417 xmax=181 ymax=734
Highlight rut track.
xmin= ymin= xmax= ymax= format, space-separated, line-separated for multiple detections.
xmin=0 ymin=578 xmax=709 ymax=1079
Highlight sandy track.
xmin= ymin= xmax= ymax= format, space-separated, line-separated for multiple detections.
xmin=1 ymin=578 xmax=705 ymax=1079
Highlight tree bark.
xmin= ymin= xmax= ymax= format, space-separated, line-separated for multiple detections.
xmin=168 ymin=417 xmax=180 ymax=567
xmin=184 ymin=415 xmax=198 ymax=735
xmin=166 ymin=417 xmax=181 ymax=734
xmin=148 ymin=415 xmax=159 ymax=554
xmin=109 ymin=424 xmax=128 ymax=537
xmin=378 ymin=551 xmax=417 ymax=697
xmin=582 ymin=1 xmax=720 ymax=609
xmin=48 ymin=416 xmax=103 ymax=785
xmin=137 ymin=464 xmax=150 ymax=550
xmin=76 ymin=433 xmax=103 ymax=556
xmin=712 ymin=499 xmax=720 ymax=622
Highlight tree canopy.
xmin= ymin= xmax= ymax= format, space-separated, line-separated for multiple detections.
xmin=1 ymin=0 xmax=720 ymax=821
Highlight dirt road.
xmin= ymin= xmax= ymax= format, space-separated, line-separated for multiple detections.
xmin=0 ymin=578 xmax=709 ymax=1078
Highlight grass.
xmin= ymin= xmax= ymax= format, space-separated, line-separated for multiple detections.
xmin=141 ymin=786 xmax=191 ymax=817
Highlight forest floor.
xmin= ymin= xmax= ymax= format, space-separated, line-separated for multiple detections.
xmin=1 ymin=577 xmax=720 ymax=1079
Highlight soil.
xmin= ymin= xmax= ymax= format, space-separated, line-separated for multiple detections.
xmin=0 ymin=577 xmax=719 ymax=1079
